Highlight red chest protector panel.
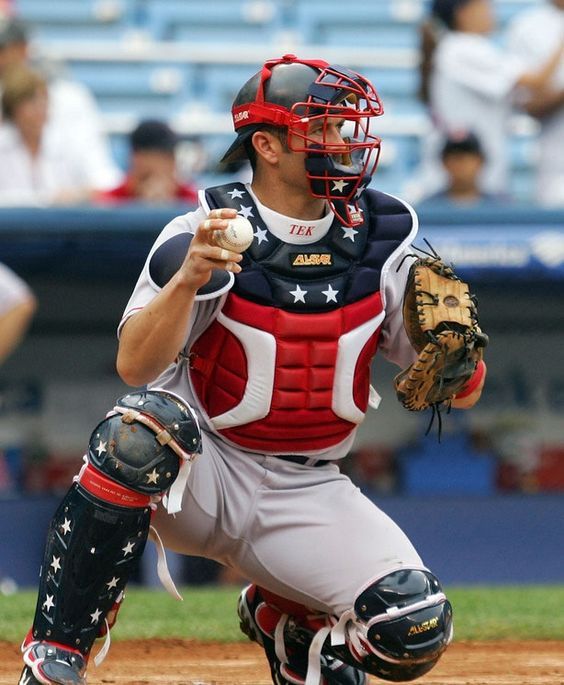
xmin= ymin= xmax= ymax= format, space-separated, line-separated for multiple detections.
xmin=189 ymin=291 xmax=384 ymax=452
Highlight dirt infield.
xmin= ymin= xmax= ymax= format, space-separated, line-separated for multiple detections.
xmin=2 ymin=640 xmax=562 ymax=685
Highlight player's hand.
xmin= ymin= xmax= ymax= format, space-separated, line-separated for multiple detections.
xmin=177 ymin=208 xmax=243 ymax=291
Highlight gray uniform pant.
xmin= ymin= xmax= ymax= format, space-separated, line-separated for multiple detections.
xmin=152 ymin=431 xmax=425 ymax=616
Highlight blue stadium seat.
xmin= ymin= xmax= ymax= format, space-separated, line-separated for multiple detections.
xmin=398 ymin=433 xmax=498 ymax=495
xmin=17 ymin=0 xmax=133 ymax=41
xmin=143 ymin=0 xmax=281 ymax=42
xmin=66 ymin=61 xmax=191 ymax=115
xmin=292 ymin=0 xmax=421 ymax=48
xmin=190 ymin=62 xmax=260 ymax=113
xmin=494 ymin=0 xmax=538 ymax=26
xmin=363 ymin=67 xmax=423 ymax=116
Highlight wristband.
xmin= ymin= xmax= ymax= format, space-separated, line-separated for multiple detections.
xmin=454 ymin=360 xmax=486 ymax=399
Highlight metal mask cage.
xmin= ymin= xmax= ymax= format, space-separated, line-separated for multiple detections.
xmin=231 ymin=56 xmax=385 ymax=226
xmin=288 ymin=65 xmax=383 ymax=223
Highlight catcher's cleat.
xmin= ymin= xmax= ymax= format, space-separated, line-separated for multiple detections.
xmin=237 ymin=585 xmax=366 ymax=685
xmin=18 ymin=666 xmax=42 ymax=685
xmin=21 ymin=641 xmax=87 ymax=685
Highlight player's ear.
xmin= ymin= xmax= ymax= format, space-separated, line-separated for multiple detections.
xmin=252 ymin=130 xmax=283 ymax=166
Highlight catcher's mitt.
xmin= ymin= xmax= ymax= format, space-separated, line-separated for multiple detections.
xmin=394 ymin=254 xmax=488 ymax=412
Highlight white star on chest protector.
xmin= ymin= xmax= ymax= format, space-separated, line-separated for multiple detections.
xmin=95 ymin=439 xmax=107 ymax=456
xmin=50 ymin=556 xmax=61 ymax=573
xmin=289 ymin=285 xmax=307 ymax=303
xmin=90 ymin=608 xmax=102 ymax=624
xmin=228 ymin=188 xmax=245 ymax=199
xmin=341 ymin=226 xmax=358 ymax=242
xmin=322 ymin=284 xmax=339 ymax=303
xmin=254 ymin=227 xmax=268 ymax=245
xmin=43 ymin=594 xmax=54 ymax=611
xmin=238 ymin=205 xmax=254 ymax=219
xmin=61 ymin=518 xmax=71 ymax=535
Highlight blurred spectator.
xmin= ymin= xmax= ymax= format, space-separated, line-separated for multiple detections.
xmin=95 ymin=119 xmax=198 ymax=204
xmin=0 ymin=2 xmax=14 ymax=17
xmin=0 ymin=65 xmax=97 ymax=205
xmin=419 ymin=130 xmax=505 ymax=205
xmin=0 ymin=15 xmax=122 ymax=191
xmin=410 ymin=0 xmax=562 ymax=203
xmin=506 ymin=0 xmax=564 ymax=207
xmin=0 ymin=261 xmax=36 ymax=366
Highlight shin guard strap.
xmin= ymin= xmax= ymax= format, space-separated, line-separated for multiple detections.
xmin=78 ymin=463 xmax=151 ymax=507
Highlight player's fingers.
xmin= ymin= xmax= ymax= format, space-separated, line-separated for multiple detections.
xmin=201 ymin=218 xmax=227 ymax=232
xmin=209 ymin=246 xmax=242 ymax=274
xmin=211 ymin=207 xmax=238 ymax=219
xmin=215 ymin=246 xmax=243 ymax=264
xmin=202 ymin=208 xmax=238 ymax=229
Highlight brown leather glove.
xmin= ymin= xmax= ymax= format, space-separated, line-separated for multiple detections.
xmin=394 ymin=256 xmax=488 ymax=411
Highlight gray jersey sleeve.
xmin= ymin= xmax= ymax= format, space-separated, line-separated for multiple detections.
xmin=117 ymin=207 xmax=233 ymax=338
xmin=377 ymin=196 xmax=419 ymax=370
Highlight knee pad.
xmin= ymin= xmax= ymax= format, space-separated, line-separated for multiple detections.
xmin=84 ymin=389 xmax=202 ymax=498
xmin=333 ymin=569 xmax=453 ymax=681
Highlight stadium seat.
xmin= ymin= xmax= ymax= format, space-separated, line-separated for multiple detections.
xmin=65 ymin=60 xmax=192 ymax=115
xmin=363 ymin=66 xmax=424 ymax=116
xmin=398 ymin=434 xmax=498 ymax=495
xmin=17 ymin=0 xmax=133 ymax=42
xmin=494 ymin=0 xmax=538 ymax=26
xmin=190 ymin=62 xmax=260 ymax=113
xmin=292 ymin=0 xmax=422 ymax=48
xmin=142 ymin=0 xmax=281 ymax=42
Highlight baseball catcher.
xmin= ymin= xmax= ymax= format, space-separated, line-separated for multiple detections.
xmin=394 ymin=250 xmax=488 ymax=414
xmin=19 ymin=53 xmax=488 ymax=685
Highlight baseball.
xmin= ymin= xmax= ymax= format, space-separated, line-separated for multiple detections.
xmin=213 ymin=215 xmax=254 ymax=253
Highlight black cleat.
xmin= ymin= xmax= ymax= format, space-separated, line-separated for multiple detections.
xmin=237 ymin=585 xmax=366 ymax=685
xmin=21 ymin=642 xmax=87 ymax=685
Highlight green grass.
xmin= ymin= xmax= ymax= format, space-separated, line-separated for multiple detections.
xmin=447 ymin=585 xmax=564 ymax=640
xmin=1 ymin=585 xmax=563 ymax=643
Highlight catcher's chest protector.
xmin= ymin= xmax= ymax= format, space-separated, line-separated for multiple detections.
xmin=190 ymin=183 xmax=414 ymax=452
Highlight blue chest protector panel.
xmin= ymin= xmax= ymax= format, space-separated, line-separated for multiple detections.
xmin=148 ymin=183 xmax=414 ymax=306
xmin=205 ymin=183 xmax=414 ymax=311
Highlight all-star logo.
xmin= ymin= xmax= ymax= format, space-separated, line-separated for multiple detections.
xmin=291 ymin=253 xmax=333 ymax=267
xmin=234 ymin=110 xmax=250 ymax=124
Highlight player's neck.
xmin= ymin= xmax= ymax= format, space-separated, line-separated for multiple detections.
xmin=251 ymin=177 xmax=326 ymax=221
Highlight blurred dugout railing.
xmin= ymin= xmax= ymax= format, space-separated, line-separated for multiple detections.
xmin=14 ymin=0 xmax=543 ymax=199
